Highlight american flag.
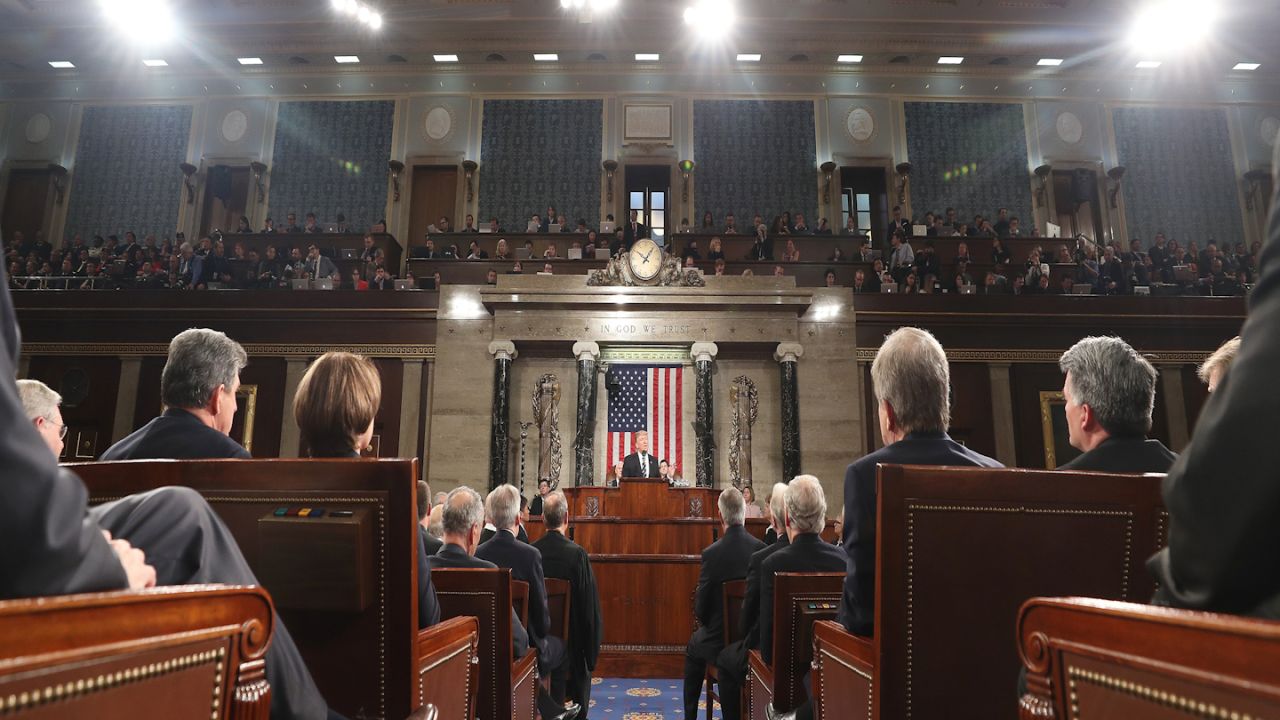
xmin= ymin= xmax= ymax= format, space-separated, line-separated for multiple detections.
xmin=607 ymin=364 xmax=684 ymax=474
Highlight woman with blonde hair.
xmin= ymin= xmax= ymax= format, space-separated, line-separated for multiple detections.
xmin=495 ymin=237 xmax=511 ymax=260
xmin=293 ymin=352 xmax=381 ymax=458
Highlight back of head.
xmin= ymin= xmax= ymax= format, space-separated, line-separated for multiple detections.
xmin=417 ymin=480 xmax=430 ymax=522
xmin=1197 ymin=336 xmax=1241 ymax=387
xmin=769 ymin=482 xmax=788 ymax=530
xmin=542 ymin=490 xmax=568 ymax=530
xmin=433 ymin=491 xmax=448 ymax=507
xmin=1059 ymin=336 xmax=1158 ymax=436
xmin=871 ymin=327 xmax=950 ymax=434
xmin=293 ymin=352 xmax=381 ymax=455
xmin=16 ymin=379 xmax=60 ymax=421
xmin=486 ymin=483 xmax=520 ymax=531
xmin=161 ymin=328 xmax=247 ymax=411
xmin=427 ymin=504 xmax=445 ymax=538
xmin=442 ymin=486 xmax=484 ymax=538
xmin=785 ymin=475 xmax=827 ymax=535
xmin=718 ymin=486 xmax=746 ymax=526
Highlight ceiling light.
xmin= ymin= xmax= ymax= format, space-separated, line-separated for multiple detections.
xmin=684 ymin=0 xmax=736 ymax=36
xmin=635 ymin=53 xmax=660 ymax=62
xmin=1135 ymin=60 xmax=1162 ymax=68
xmin=142 ymin=58 xmax=168 ymax=67
xmin=433 ymin=54 xmax=459 ymax=63
xmin=1234 ymin=62 xmax=1260 ymax=70
xmin=48 ymin=61 xmax=75 ymax=69
xmin=368 ymin=12 xmax=381 ymax=29
xmin=237 ymin=57 xmax=263 ymax=65
xmin=1129 ymin=0 xmax=1217 ymax=52
xmin=1037 ymin=58 xmax=1064 ymax=66
xmin=334 ymin=55 xmax=361 ymax=64
xmin=938 ymin=56 xmax=964 ymax=65
xmin=836 ymin=54 xmax=863 ymax=63
xmin=100 ymin=0 xmax=175 ymax=38
xmin=534 ymin=53 xmax=559 ymax=62
xmin=737 ymin=53 xmax=761 ymax=62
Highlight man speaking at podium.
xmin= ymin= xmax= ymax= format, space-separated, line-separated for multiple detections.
xmin=621 ymin=430 xmax=663 ymax=479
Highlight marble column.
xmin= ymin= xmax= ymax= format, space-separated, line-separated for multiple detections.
xmin=279 ymin=358 xmax=309 ymax=458
xmin=398 ymin=359 xmax=425 ymax=462
xmin=488 ymin=340 xmax=517 ymax=490
xmin=572 ymin=341 xmax=601 ymax=487
xmin=987 ymin=363 xmax=1018 ymax=466
xmin=775 ymin=342 xmax=804 ymax=482
xmin=1161 ymin=366 xmax=1191 ymax=452
xmin=111 ymin=356 xmax=143 ymax=444
xmin=691 ymin=342 xmax=719 ymax=488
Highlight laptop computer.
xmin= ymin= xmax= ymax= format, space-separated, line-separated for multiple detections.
xmin=880 ymin=283 xmax=898 ymax=294
xmin=1072 ymin=284 xmax=1094 ymax=295
xmin=394 ymin=279 xmax=414 ymax=290
xmin=1133 ymin=285 xmax=1150 ymax=295
xmin=567 ymin=247 xmax=583 ymax=260
xmin=600 ymin=221 xmax=616 ymax=234
xmin=290 ymin=279 xmax=310 ymax=290
xmin=1172 ymin=265 xmax=1195 ymax=282
xmin=340 ymin=248 xmax=358 ymax=260
xmin=1046 ymin=222 xmax=1061 ymax=239
xmin=548 ymin=223 xmax=562 ymax=234
xmin=595 ymin=248 xmax=612 ymax=260
xmin=912 ymin=224 xmax=927 ymax=237
xmin=324 ymin=224 xmax=340 ymax=233
xmin=479 ymin=227 xmax=492 ymax=233
xmin=959 ymin=284 xmax=976 ymax=295
xmin=516 ymin=247 xmax=533 ymax=260
xmin=526 ymin=221 xmax=540 ymax=233
xmin=313 ymin=279 xmax=334 ymax=290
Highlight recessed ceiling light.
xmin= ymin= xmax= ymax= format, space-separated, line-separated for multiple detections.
xmin=737 ymin=53 xmax=762 ymax=62
xmin=1037 ymin=58 xmax=1064 ymax=66
xmin=334 ymin=55 xmax=361 ymax=64
xmin=433 ymin=54 xmax=459 ymax=63
xmin=836 ymin=54 xmax=863 ymax=64
xmin=1234 ymin=62 xmax=1261 ymax=71
xmin=237 ymin=57 xmax=263 ymax=65
xmin=1135 ymin=60 xmax=1162 ymax=68
xmin=48 ymin=60 xmax=75 ymax=69
xmin=534 ymin=53 xmax=559 ymax=62
xmin=142 ymin=59 xmax=168 ymax=67
xmin=635 ymin=53 xmax=660 ymax=62
xmin=937 ymin=56 xmax=964 ymax=65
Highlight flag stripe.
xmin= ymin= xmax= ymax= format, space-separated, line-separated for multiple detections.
xmin=606 ymin=364 xmax=684 ymax=480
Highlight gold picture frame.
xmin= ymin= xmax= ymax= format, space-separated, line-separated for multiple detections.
xmin=233 ymin=385 xmax=258 ymax=454
xmin=1038 ymin=390 xmax=1080 ymax=469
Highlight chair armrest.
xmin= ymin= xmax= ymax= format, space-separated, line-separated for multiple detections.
xmin=511 ymin=651 xmax=539 ymax=720
xmin=748 ymin=649 xmax=774 ymax=720
xmin=406 ymin=704 xmax=438 ymax=720
xmin=414 ymin=617 xmax=479 ymax=716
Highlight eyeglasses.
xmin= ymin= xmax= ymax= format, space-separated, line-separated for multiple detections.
xmin=41 ymin=418 xmax=68 ymax=440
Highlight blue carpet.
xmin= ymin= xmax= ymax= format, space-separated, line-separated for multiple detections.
xmin=590 ymin=677 xmax=722 ymax=720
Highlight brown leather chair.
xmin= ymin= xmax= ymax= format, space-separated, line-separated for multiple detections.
xmin=1018 ymin=597 xmax=1280 ymax=720
xmin=0 ymin=585 xmax=275 ymax=719
xmin=811 ymin=620 xmax=874 ymax=720
xmin=416 ymin=616 xmax=480 ymax=720
xmin=704 ymin=578 xmax=748 ymax=719
xmin=747 ymin=572 xmax=844 ymax=720
xmin=511 ymin=579 xmax=530 ymax=629
xmin=544 ymin=577 xmax=572 ymax=649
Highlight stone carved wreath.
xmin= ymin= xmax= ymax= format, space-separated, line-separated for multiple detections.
xmin=531 ymin=374 xmax=563 ymax=489
xmin=728 ymin=376 xmax=759 ymax=491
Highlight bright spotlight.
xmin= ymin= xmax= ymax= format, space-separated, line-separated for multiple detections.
xmin=100 ymin=0 xmax=175 ymax=38
xmin=1129 ymin=0 xmax=1217 ymax=53
xmin=331 ymin=0 xmax=344 ymax=9
xmin=368 ymin=12 xmax=382 ymax=29
xmin=684 ymin=0 xmax=735 ymax=33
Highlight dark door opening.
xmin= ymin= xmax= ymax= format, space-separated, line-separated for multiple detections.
xmin=624 ymin=165 xmax=670 ymax=246
xmin=2 ymin=169 xmax=51 ymax=247
xmin=199 ymin=165 xmax=251 ymax=238
xmin=839 ymin=166 xmax=888 ymax=243
xmin=1050 ymin=168 xmax=1104 ymax=244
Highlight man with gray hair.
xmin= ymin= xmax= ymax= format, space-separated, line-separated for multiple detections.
xmin=1197 ymin=335 xmax=1241 ymax=393
xmin=533 ymin=491 xmax=602 ymax=718
xmin=682 ymin=486 xmax=764 ymax=718
xmin=716 ymin=482 xmax=791 ymax=720
xmin=839 ymin=327 xmax=1000 ymax=637
xmin=102 ymin=328 xmax=250 ymax=460
xmin=16 ymin=379 xmax=66 ymax=458
xmin=759 ymin=476 xmax=847 ymax=665
xmin=1056 ymin=335 xmax=1177 ymax=472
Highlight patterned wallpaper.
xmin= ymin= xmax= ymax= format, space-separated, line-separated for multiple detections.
xmin=478 ymin=99 xmax=602 ymax=231
xmin=904 ymin=102 xmax=1033 ymax=227
xmin=693 ymin=100 xmax=817 ymax=230
xmin=65 ymin=105 xmax=193 ymax=240
xmin=1113 ymin=106 xmax=1244 ymax=245
xmin=269 ymin=100 xmax=395 ymax=231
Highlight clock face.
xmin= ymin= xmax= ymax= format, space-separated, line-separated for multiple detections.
xmin=628 ymin=238 xmax=663 ymax=280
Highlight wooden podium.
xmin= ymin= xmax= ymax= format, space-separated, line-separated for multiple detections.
xmin=562 ymin=478 xmax=721 ymax=520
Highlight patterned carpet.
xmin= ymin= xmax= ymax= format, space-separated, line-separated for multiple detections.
xmin=589 ymin=677 xmax=722 ymax=720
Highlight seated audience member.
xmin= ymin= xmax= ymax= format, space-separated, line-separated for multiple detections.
xmin=742 ymin=485 xmax=764 ymax=518
xmin=1055 ymin=336 xmax=1177 ymax=472
xmin=889 ymin=233 xmax=914 ymax=282
xmin=852 ymin=268 xmax=878 ymax=294
xmin=791 ymin=213 xmax=810 ymax=235
xmin=494 ymin=237 xmax=512 ymax=260
xmin=844 ymin=216 xmax=860 ymax=235
xmin=303 ymin=213 xmax=321 ymax=234
xmin=903 ymin=272 xmax=921 ymax=293
xmin=993 ymin=208 xmax=1011 ymax=237
xmin=236 ymin=215 xmax=253 ymax=234
xmin=418 ymin=480 xmax=443 ymax=556
xmin=1007 ymin=216 xmax=1023 ymax=237
xmin=682 ymin=239 xmax=702 ymax=261
xmin=840 ymin=328 xmax=1002 ymax=636
xmin=102 ymin=329 xmax=251 ymax=460
xmin=467 ymin=240 xmax=489 ymax=260
xmin=261 ymin=217 xmax=277 ymax=234
xmin=701 ymin=211 xmax=716 ymax=230
xmin=706 ymin=236 xmax=725 ymax=262
xmin=781 ymin=238 xmax=800 ymax=263
xmin=773 ymin=265 xmax=786 ymax=278
xmin=304 ymin=244 xmax=339 ymax=281
xmin=370 ymin=266 xmax=394 ymax=290
xmin=431 ymin=487 xmax=579 ymax=720
xmin=533 ymin=490 xmax=602 ymax=716
xmin=1099 ymin=246 xmax=1127 ymax=294
xmin=829 ymin=246 xmax=846 ymax=263
xmin=684 ymin=488 xmax=764 ymax=718
xmin=3 ymin=303 xmax=338 ymax=719
xmin=1198 ymin=336 xmax=1241 ymax=392
xmin=992 ymin=237 xmax=1012 ymax=265
xmin=713 ymin=258 xmax=727 ymax=276
xmin=723 ymin=214 xmax=738 ymax=235
xmin=606 ymin=460 xmax=624 ymax=487
xmin=345 ymin=268 xmax=368 ymax=291
xmin=530 ymin=478 xmax=551 ymax=515
xmin=477 ymin=485 xmax=566 ymax=676
xmin=813 ymin=217 xmax=832 ymax=235
xmin=460 ymin=214 xmax=479 ymax=233
xmin=824 ymin=269 xmax=838 ymax=288
xmin=748 ymin=224 xmax=773 ymax=261
xmin=759 ymin=476 xmax=847 ymax=664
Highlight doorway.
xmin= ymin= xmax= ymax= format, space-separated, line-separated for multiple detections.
xmin=1050 ymin=168 xmax=1104 ymax=243
xmin=199 ymin=165 xmax=251 ymax=238
xmin=408 ymin=166 xmax=458 ymax=248
xmin=2 ymin=168 xmax=52 ymax=245
xmin=839 ymin=166 xmax=888 ymax=242
xmin=624 ymin=165 xmax=670 ymax=245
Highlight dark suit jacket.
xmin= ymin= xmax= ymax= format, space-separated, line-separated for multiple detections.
xmin=476 ymin=530 xmax=553 ymax=657
xmin=0 ymin=265 xmax=127 ymax=600
xmin=759 ymin=533 xmax=848 ymax=664
xmin=529 ymin=495 xmax=544 ymax=516
xmin=739 ymin=534 xmax=788 ymax=651
xmin=748 ymin=239 xmax=774 ymax=261
xmin=420 ymin=525 xmax=443 ymax=557
xmin=533 ymin=530 xmax=603 ymax=671
xmin=1058 ymin=436 xmax=1177 ymax=473
xmin=622 ymin=221 xmax=649 ymax=249
xmin=691 ymin=525 xmax=765 ymax=657
xmin=1147 ymin=180 xmax=1280 ymax=620
xmin=101 ymin=408 xmax=251 ymax=461
xmin=480 ymin=524 xmax=529 ymax=545
xmin=429 ymin=542 xmax=530 ymax=658
xmin=621 ymin=452 xmax=662 ymax=479
xmin=839 ymin=431 xmax=1002 ymax=635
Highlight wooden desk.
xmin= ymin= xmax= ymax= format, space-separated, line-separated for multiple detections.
xmin=564 ymin=478 xmax=720 ymax=519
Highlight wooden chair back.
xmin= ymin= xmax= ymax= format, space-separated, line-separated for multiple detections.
xmin=431 ymin=568 xmax=537 ymax=720
xmin=811 ymin=620 xmax=875 ymax=720
xmin=544 ymin=577 xmax=572 ymax=648
xmin=415 ymin=616 xmax=480 ymax=720
xmin=70 ymin=458 xmax=422 ymax=720
xmin=872 ymin=464 xmax=1166 ymax=720
xmin=748 ymin=572 xmax=844 ymax=717
xmin=511 ymin=579 xmax=530 ymax=629
xmin=0 ymin=585 xmax=275 ymax=719
xmin=1018 ymin=597 xmax=1280 ymax=720
xmin=722 ymin=578 xmax=749 ymax=647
